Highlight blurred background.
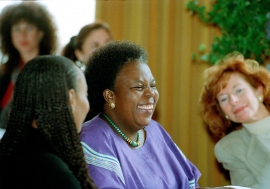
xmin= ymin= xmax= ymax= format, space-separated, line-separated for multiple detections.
xmin=0 ymin=0 xmax=232 ymax=187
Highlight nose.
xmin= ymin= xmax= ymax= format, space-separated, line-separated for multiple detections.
xmin=18 ymin=28 xmax=28 ymax=38
xmin=229 ymin=94 xmax=239 ymax=104
xmin=144 ymin=86 xmax=156 ymax=98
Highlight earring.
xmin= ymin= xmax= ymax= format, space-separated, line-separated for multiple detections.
xmin=258 ymin=96 xmax=263 ymax=103
xmin=109 ymin=102 xmax=115 ymax=109
xmin=225 ymin=115 xmax=229 ymax=119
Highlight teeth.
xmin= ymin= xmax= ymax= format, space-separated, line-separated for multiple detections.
xmin=138 ymin=104 xmax=153 ymax=110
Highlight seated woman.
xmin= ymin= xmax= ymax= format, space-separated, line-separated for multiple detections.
xmin=80 ymin=41 xmax=201 ymax=189
xmin=62 ymin=21 xmax=113 ymax=72
xmin=200 ymin=52 xmax=270 ymax=189
xmin=0 ymin=2 xmax=58 ymax=129
xmin=0 ymin=55 xmax=97 ymax=189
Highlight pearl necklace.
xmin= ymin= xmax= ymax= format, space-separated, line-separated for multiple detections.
xmin=102 ymin=113 xmax=140 ymax=147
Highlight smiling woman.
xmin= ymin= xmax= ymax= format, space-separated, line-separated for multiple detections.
xmin=80 ymin=40 xmax=201 ymax=189
xmin=200 ymin=52 xmax=270 ymax=188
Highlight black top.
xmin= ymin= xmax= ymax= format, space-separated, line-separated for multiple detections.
xmin=1 ymin=127 xmax=82 ymax=189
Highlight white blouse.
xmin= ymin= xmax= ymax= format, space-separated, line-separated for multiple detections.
xmin=243 ymin=116 xmax=270 ymax=151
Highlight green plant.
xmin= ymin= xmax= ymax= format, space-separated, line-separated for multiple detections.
xmin=186 ymin=0 xmax=270 ymax=65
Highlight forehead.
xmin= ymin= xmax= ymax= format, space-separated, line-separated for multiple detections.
xmin=13 ymin=19 xmax=33 ymax=26
xmin=116 ymin=61 xmax=152 ymax=82
xmin=118 ymin=60 xmax=152 ymax=76
xmin=86 ymin=28 xmax=110 ymax=40
xmin=217 ymin=72 xmax=249 ymax=93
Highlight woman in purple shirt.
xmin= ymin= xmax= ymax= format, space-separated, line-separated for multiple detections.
xmin=81 ymin=41 xmax=201 ymax=189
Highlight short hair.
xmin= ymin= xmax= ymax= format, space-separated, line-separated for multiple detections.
xmin=62 ymin=21 xmax=113 ymax=62
xmin=0 ymin=2 xmax=58 ymax=73
xmin=200 ymin=52 xmax=270 ymax=142
xmin=0 ymin=55 xmax=94 ymax=188
xmin=84 ymin=40 xmax=148 ymax=116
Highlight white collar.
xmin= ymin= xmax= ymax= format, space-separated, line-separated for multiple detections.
xmin=243 ymin=116 xmax=270 ymax=135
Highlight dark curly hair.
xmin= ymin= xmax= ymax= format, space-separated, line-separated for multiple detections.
xmin=84 ymin=40 xmax=148 ymax=118
xmin=0 ymin=55 xmax=96 ymax=189
xmin=62 ymin=21 xmax=113 ymax=62
xmin=200 ymin=52 xmax=270 ymax=142
xmin=0 ymin=2 xmax=58 ymax=74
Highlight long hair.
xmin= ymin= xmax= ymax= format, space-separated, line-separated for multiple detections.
xmin=0 ymin=2 xmax=58 ymax=74
xmin=0 ymin=55 xmax=96 ymax=189
xmin=200 ymin=52 xmax=270 ymax=142
xmin=62 ymin=21 xmax=113 ymax=62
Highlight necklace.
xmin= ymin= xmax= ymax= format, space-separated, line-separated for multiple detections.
xmin=102 ymin=113 xmax=140 ymax=147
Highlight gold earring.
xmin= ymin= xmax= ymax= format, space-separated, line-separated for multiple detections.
xmin=109 ymin=102 xmax=115 ymax=109
xmin=258 ymin=96 xmax=263 ymax=103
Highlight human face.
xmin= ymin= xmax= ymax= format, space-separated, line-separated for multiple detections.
xmin=75 ymin=28 xmax=111 ymax=63
xmin=69 ymin=69 xmax=90 ymax=133
xmin=112 ymin=61 xmax=159 ymax=132
xmin=11 ymin=21 xmax=43 ymax=56
xmin=216 ymin=73 xmax=265 ymax=124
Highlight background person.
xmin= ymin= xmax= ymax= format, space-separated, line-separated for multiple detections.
xmin=62 ymin=21 xmax=113 ymax=71
xmin=0 ymin=55 xmax=97 ymax=189
xmin=0 ymin=2 xmax=58 ymax=130
xmin=200 ymin=52 xmax=270 ymax=189
xmin=80 ymin=40 xmax=201 ymax=189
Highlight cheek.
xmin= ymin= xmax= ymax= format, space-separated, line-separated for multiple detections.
xmin=219 ymin=104 xmax=230 ymax=115
xmin=30 ymin=33 xmax=41 ymax=43
xmin=11 ymin=34 xmax=19 ymax=44
xmin=85 ymin=100 xmax=90 ymax=113
xmin=155 ymin=91 xmax=159 ymax=102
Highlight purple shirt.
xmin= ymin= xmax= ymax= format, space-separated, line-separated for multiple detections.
xmin=80 ymin=114 xmax=201 ymax=189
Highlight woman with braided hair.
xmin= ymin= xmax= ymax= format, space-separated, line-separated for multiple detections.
xmin=0 ymin=55 xmax=97 ymax=189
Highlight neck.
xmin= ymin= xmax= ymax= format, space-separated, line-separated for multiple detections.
xmin=20 ymin=50 xmax=39 ymax=64
xmin=102 ymin=113 xmax=140 ymax=147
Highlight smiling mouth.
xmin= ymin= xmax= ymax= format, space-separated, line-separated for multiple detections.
xmin=137 ymin=104 xmax=153 ymax=110
xmin=233 ymin=106 xmax=247 ymax=114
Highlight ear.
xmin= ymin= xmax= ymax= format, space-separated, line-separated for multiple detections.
xmin=69 ymin=89 xmax=76 ymax=112
xmin=256 ymin=85 xmax=264 ymax=96
xmin=75 ymin=49 xmax=84 ymax=62
xmin=38 ymin=31 xmax=44 ymax=42
xmin=103 ymin=89 xmax=115 ymax=104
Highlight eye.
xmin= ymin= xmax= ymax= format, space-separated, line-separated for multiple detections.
xmin=217 ymin=95 xmax=228 ymax=103
xmin=12 ymin=25 xmax=20 ymax=32
xmin=131 ymin=86 xmax=143 ymax=91
xmin=236 ymin=88 xmax=243 ymax=93
xmin=234 ymin=87 xmax=245 ymax=95
xmin=220 ymin=97 xmax=227 ymax=102
xmin=26 ymin=25 xmax=34 ymax=31
xmin=151 ymin=83 xmax=157 ymax=89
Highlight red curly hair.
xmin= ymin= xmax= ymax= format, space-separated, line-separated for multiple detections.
xmin=200 ymin=52 xmax=270 ymax=142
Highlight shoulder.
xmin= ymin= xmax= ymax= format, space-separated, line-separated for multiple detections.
xmin=80 ymin=115 xmax=118 ymax=154
xmin=80 ymin=115 xmax=112 ymax=141
xmin=26 ymin=152 xmax=73 ymax=178
xmin=146 ymin=120 xmax=172 ymax=139
xmin=215 ymin=128 xmax=247 ymax=149
xmin=8 ymin=151 xmax=82 ymax=189
xmin=215 ymin=128 xmax=247 ymax=161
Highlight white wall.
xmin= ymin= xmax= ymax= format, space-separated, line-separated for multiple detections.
xmin=0 ymin=0 xmax=96 ymax=54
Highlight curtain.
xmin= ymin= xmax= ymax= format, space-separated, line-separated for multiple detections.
xmin=95 ymin=0 xmax=230 ymax=187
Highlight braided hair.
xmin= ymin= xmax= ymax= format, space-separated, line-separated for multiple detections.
xmin=0 ymin=55 xmax=96 ymax=189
